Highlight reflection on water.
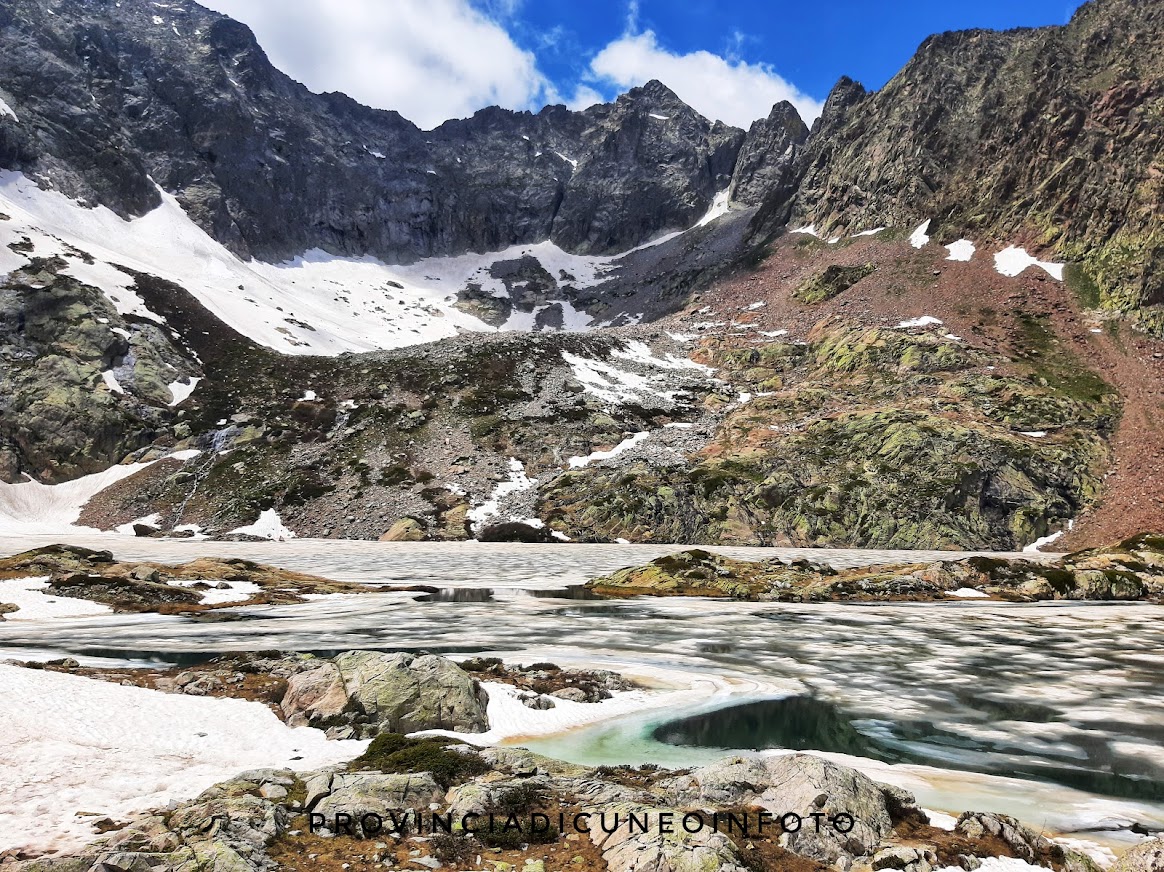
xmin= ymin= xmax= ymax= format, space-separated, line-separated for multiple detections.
xmin=653 ymin=697 xmax=1164 ymax=802
xmin=654 ymin=696 xmax=878 ymax=757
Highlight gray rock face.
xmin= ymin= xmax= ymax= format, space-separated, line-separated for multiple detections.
xmin=728 ymin=101 xmax=809 ymax=208
xmin=1112 ymin=837 xmax=1164 ymax=872
xmin=589 ymin=801 xmax=748 ymax=872
xmin=280 ymin=661 xmax=349 ymax=727
xmin=751 ymin=0 xmax=1164 ymax=318
xmin=664 ymin=754 xmax=901 ymax=866
xmin=312 ymin=771 xmax=445 ymax=837
xmin=0 ymin=256 xmax=199 ymax=482
xmin=0 ymin=0 xmax=752 ymax=263
xmin=332 ymin=650 xmax=490 ymax=735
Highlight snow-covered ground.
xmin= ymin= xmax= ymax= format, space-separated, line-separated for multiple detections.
xmin=0 ymin=462 xmax=156 ymax=535
xmin=0 ymin=577 xmax=113 ymax=620
xmin=0 ymin=171 xmax=735 ymax=358
xmin=0 ymin=664 xmax=366 ymax=854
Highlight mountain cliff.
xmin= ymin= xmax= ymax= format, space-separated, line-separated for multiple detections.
xmin=0 ymin=0 xmax=745 ymax=263
xmin=752 ymin=0 xmax=1164 ymax=333
xmin=1 ymin=0 xmax=1162 ymax=548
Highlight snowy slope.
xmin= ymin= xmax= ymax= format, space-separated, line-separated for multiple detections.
xmin=0 ymin=172 xmax=744 ymax=357
xmin=0 ymin=172 xmax=698 ymax=356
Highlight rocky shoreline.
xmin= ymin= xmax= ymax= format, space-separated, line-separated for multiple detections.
xmin=585 ymin=535 xmax=1164 ymax=603
xmin=2 ymin=650 xmax=1160 ymax=871
xmin=0 ymin=545 xmax=411 ymax=617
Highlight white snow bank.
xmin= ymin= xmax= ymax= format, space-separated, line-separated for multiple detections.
xmin=228 ymin=509 xmax=296 ymax=541
xmin=0 ymin=96 xmax=17 ymax=122
xmin=168 ymin=578 xmax=263 ymax=605
xmin=789 ymin=225 xmax=818 ymax=237
xmin=909 ymin=219 xmax=932 ymax=249
xmin=166 ymin=376 xmax=200 ymax=406
xmin=936 ymin=860 xmax=1046 ymax=872
xmin=852 ymin=227 xmax=886 ymax=238
xmin=695 ymin=189 xmax=731 ymax=228
xmin=416 ymin=680 xmax=702 ymax=747
xmin=994 ymin=246 xmax=1064 ymax=281
xmin=894 ymin=316 xmax=943 ymax=329
xmin=921 ymin=809 xmax=959 ymax=830
xmin=0 ymin=665 xmax=365 ymax=854
xmin=569 ymin=432 xmax=649 ymax=468
xmin=946 ymin=240 xmax=976 ymax=262
xmin=949 ymin=587 xmax=990 ymax=599
xmin=0 ymin=462 xmax=154 ymax=535
xmin=1024 ymin=530 xmax=1065 ymax=553
xmin=0 ymin=171 xmax=631 ymax=357
xmin=0 ymin=577 xmax=113 ymax=621
xmin=563 ymin=353 xmax=672 ymax=405
xmin=611 ymin=340 xmax=715 ymax=374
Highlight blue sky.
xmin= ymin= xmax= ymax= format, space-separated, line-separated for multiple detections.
xmin=202 ymin=0 xmax=1086 ymax=130
xmin=498 ymin=0 xmax=1086 ymax=106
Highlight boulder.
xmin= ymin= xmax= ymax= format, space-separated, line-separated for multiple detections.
xmin=665 ymin=754 xmax=901 ymax=866
xmin=312 ymin=771 xmax=445 ymax=837
xmin=589 ymin=802 xmax=747 ymax=872
xmin=334 ymin=651 xmax=489 ymax=734
xmin=281 ymin=661 xmax=349 ymax=727
xmin=380 ymin=518 xmax=425 ymax=542
xmin=1112 ymin=838 xmax=1164 ymax=872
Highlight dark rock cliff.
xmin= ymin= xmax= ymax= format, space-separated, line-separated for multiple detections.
xmin=0 ymin=0 xmax=752 ymax=263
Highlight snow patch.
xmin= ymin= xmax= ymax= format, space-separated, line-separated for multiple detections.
xmin=0 ymin=664 xmax=364 ymax=854
xmin=0 ymin=96 xmax=17 ymax=122
xmin=115 ymin=512 xmax=162 ymax=535
xmin=894 ymin=316 xmax=943 ymax=329
xmin=167 ymin=376 xmax=200 ymax=406
xmin=695 ymin=188 xmax=731 ymax=227
xmin=945 ymin=239 xmax=976 ymax=262
xmin=789 ymin=225 xmax=818 ymax=237
xmin=851 ymin=227 xmax=886 ymax=238
xmin=909 ymin=219 xmax=931 ymax=249
xmin=994 ymin=246 xmax=1064 ymax=280
xmin=949 ymin=587 xmax=990 ymax=599
xmin=0 ymin=577 xmax=113 ymax=621
xmin=568 ymin=432 xmax=650 ymax=468
xmin=229 ymin=509 xmax=296 ymax=541
xmin=467 ymin=458 xmax=537 ymax=529
xmin=101 ymin=370 xmax=126 ymax=395
xmin=0 ymin=462 xmax=155 ymax=534
xmin=1024 ymin=530 xmax=1065 ymax=553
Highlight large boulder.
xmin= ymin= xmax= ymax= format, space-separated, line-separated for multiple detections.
xmin=334 ymin=651 xmax=490 ymax=735
xmin=589 ymin=801 xmax=748 ymax=872
xmin=665 ymin=754 xmax=901 ymax=866
xmin=312 ymin=771 xmax=445 ymax=837
xmin=379 ymin=518 xmax=425 ymax=542
xmin=1112 ymin=838 xmax=1164 ymax=872
xmin=280 ymin=661 xmax=349 ymax=727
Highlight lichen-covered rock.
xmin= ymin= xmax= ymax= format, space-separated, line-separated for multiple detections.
xmin=589 ymin=801 xmax=748 ymax=872
xmin=379 ymin=518 xmax=426 ymax=541
xmin=280 ymin=662 xmax=349 ymax=727
xmin=1111 ymin=837 xmax=1164 ymax=872
xmin=333 ymin=651 xmax=490 ymax=735
xmin=664 ymin=753 xmax=902 ymax=866
xmin=312 ymin=771 xmax=445 ymax=837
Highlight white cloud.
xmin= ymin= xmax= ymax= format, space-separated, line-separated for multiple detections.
xmin=585 ymin=30 xmax=823 ymax=128
xmin=196 ymin=0 xmax=821 ymax=131
xmin=197 ymin=0 xmax=553 ymax=129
